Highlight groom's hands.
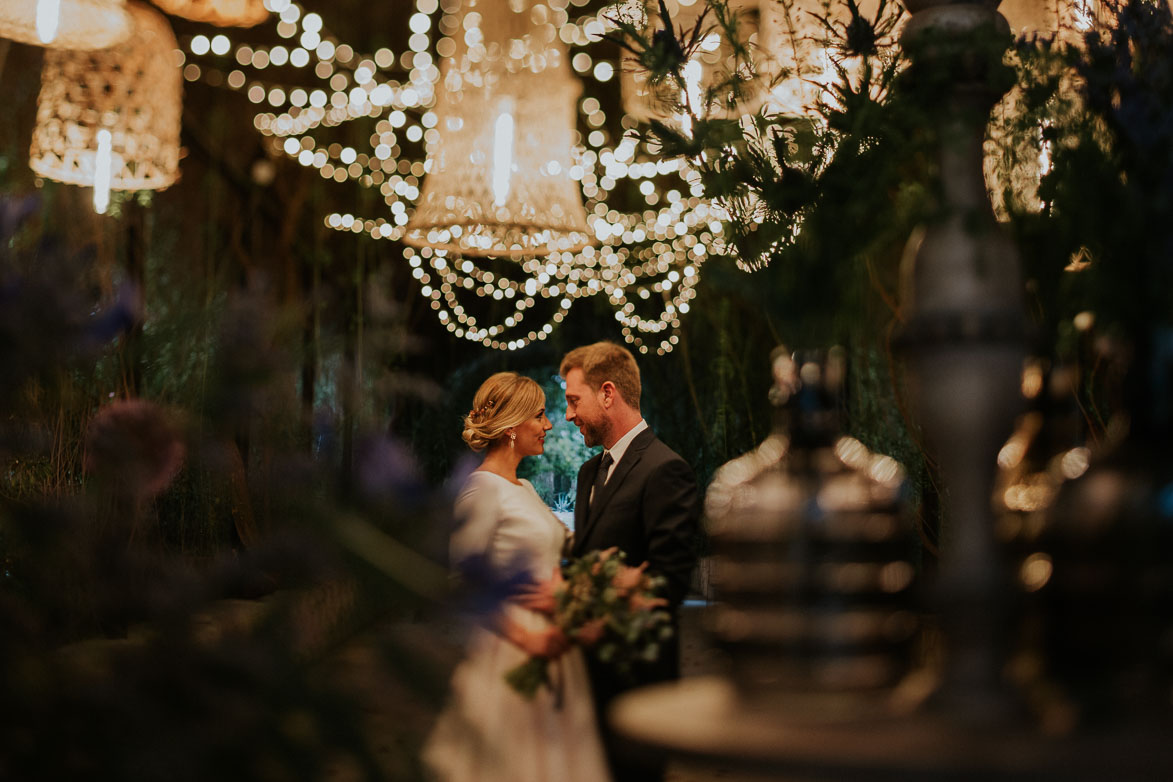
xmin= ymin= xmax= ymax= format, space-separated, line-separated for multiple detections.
xmin=513 ymin=565 xmax=562 ymax=615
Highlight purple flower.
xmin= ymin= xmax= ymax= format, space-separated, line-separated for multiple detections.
xmin=84 ymin=399 xmax=186 ymax=500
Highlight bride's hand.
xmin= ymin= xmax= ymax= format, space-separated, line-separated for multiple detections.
xmin=509 ymin=623 xmax=570 ymax=658
xmin=513 ymin=565 xmax=562 ymax=615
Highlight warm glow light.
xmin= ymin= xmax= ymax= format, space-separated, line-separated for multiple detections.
xmin=36 ymin=0 xmax=62 ymax=44
xmin=93 ymin=128 xmax=113 ymax=215
xmin=1020 ymin=553 xmax=1053 ymax=592
xmin=680 ymin=59 xmax=703 ymax=137
xmin=492 ymin=105 xmax=516 ymax=207
xmin=1073 ymin=0 xmax=1095 ymax=31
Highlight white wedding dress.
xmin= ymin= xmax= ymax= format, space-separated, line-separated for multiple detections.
xmin=423 ymin=470 xmax=612 ymax=782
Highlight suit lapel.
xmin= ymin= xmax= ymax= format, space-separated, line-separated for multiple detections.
xmin=573 ymin=453 xmax=599 ymax=537
xmin=575 ymin=428 xmax=656 ymax=550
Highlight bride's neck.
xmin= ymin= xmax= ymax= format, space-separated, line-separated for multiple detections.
xmin=480 ymin=445 xmax=522 ymax=483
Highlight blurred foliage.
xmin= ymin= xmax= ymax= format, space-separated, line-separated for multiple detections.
xmin=610 ymin=0 xmax=1173 ymax=549
xmin=610 ymin=0 xmax=945 ymax=540
xmin=0 ymin=183 xmax=453 ymax=779
xmin=1000 ymin=0 xmax=1173 ymax=434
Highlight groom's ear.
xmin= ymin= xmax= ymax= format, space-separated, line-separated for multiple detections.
xmin=599 ymin=380 xmax=617 ymax=408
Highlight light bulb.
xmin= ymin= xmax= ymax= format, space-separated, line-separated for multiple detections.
xmin=491 ymin=99 xmax=515 ymax=207
xmin=35 ymin=0 xmax=61 ymax=44
xmin=93 ymin=129 xmax=113 ymax=215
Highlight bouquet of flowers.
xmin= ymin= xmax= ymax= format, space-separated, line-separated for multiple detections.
xmin=504 ymin=547 xmax=674 ymax=699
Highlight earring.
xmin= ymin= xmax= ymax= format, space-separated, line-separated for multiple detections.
xmin=509 ymin=432 xmax=516 ymax=449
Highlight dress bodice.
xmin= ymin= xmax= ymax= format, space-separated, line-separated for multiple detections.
xmin=451 ymin=471 xmax=569 ymax=582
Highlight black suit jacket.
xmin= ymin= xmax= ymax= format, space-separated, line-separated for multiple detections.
xmin=573 ymin=427 xmax=699 ymax=620
xmin=574 ymin=427 xmax=698 ymax=781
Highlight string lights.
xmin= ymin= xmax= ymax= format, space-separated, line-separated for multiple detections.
xmin=12 ymin=0 xmax=1111 ymax=352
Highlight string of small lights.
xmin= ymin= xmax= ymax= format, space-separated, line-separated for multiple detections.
xmin=181 ymin=0 xmax=728 ymax=354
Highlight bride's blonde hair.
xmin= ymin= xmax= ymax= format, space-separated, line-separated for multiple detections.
xmin=462 ymin=372 xmax=544 ymax=452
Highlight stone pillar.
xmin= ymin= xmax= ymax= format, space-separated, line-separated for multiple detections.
xmin=895 ymin=0 xmax=1028 ymax=724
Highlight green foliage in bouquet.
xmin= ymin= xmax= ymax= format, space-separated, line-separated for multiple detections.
xmin=505 ymin=548 xmax=674 ymax=699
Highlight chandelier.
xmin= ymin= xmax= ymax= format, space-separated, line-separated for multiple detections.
xmin=154 ymin=0 xmax=723 ymax=353
xmin=403 ymin=0 xmax=592 ymax=258
xmin=29 ymin=1 xmax=182 ymax=214
xmin=0 ymin=0 xmax=130 ymax=49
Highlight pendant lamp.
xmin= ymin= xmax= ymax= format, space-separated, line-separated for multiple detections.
xmin=29 ymin=1 xmax=182 ymax=214
xmin=403 ymin=0 xmax=592 ymax=258
xmin=148 ymin=0 xmax=267 ymax=27
xmin=0 ymin=0 xmax=130 ymax=49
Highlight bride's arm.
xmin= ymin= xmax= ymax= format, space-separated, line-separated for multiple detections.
xmin=450 ymin=477 xmax=501 ymax=565
xmin=513 ymin=564 xmax=562 ymax=615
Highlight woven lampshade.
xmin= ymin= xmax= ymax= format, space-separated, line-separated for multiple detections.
xmin=404 ymin=0 xmax=592 ymax=258
xmin=148 ymin=0 xmax=267 ymax=28
xmin=29 ymin=1 xmax=182 ymax=205
xmin=621 ymin=0 xmax=773 ymax=124
xmin=0 ymin=0 xmax=131 ymax=49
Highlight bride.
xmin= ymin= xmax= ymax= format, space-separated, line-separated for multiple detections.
xmin=423 ymin=371 xmax=612 ymax=782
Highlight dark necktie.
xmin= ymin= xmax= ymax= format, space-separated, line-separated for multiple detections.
xmin=590 ymin=451 xmax=613 ymax=509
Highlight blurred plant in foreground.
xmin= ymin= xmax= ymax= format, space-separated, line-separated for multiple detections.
xmin=0 ymin=196 xmax=460 ymax=781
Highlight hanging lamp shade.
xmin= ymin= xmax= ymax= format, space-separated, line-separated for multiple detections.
xmin=620 ymin=0 xmax=772 ymax=125
xmin=148 ymin=0 xmax=267 ymax=27
xmin=403 ymin=0 xmax=592 ymax=258
xmin=0 ymin=0 xmax=131 ymax=50
xmin=29 ymin=1 xmax=182 ymax=212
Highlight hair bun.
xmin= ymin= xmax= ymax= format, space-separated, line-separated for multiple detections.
xmin=461 ymin=418 xmax=492 ymax=452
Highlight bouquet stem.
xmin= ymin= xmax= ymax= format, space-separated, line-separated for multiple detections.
xmin=504 ymin=657 xmax=550 ymax=700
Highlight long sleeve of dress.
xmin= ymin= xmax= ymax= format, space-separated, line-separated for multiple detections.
xmin=450 ymin=475 xmax=501 ymax=568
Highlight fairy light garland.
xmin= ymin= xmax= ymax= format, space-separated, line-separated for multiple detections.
xmin=182 ymin=0 xmax=725 ymax=354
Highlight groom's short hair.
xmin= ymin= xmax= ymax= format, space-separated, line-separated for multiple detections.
xmin=560 ymin=341 xmax=641 ymax=411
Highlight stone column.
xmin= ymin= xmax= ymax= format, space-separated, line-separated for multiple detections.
xmin=895 ymin=0 xmax=1028 ymax=725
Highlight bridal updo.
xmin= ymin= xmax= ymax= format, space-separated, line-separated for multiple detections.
xmin=462 ymin=372 xmax=544 ymax=452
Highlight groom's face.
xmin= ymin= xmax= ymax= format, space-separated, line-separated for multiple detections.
xmin=563 ymin=368 xmax=608 ymax=447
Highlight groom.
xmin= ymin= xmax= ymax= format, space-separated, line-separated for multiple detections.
xmin=561 ymin=340 xmax=699 ymax=782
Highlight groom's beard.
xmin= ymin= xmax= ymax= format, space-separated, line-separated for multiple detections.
xmin=578 ymin=419 xmax=608 ymax=448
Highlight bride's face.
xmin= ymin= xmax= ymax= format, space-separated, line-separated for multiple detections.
xmin=513 ymin=404 xmax=553 ymax=457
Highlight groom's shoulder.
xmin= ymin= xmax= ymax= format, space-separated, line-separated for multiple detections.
xmin=643 ymin=431 xmax=692 ymax=470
